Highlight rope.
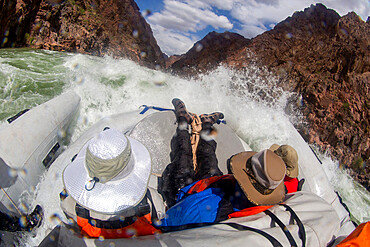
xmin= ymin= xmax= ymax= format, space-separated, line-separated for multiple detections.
xmin=190 ymin=114 xmax=202 ymax=172
xmin=0 ymin=185 xmax=23 ymax=216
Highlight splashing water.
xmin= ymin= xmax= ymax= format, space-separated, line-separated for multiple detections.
xmin=0 ymin=49 xmax=369 ymax=246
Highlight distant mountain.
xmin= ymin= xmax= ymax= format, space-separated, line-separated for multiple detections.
xmin=169 ymin=31 xmax=250 ymax=73
xmin=0 ymin=0 xmax=165 ymax=68
xmin=168 ymin=4 xmax=369 ymax=189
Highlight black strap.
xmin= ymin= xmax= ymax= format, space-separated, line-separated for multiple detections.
xmin=280 ymin=204 xmax=306 ymax=247
xmin=297 ymin=179 xmax=305 ymax=191
xmin=265 ymin=210 xmax=297 ymax=247
xmin=75 ymin=204 xmax=136 ymax=229
xmin=222 ymin=222 xmax=283 ymax=247
xmin=74 ymin=190 xmax=152 ymax=229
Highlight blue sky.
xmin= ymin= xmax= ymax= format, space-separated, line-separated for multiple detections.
xmin=136 ymin=0 xmax=370 ymax=56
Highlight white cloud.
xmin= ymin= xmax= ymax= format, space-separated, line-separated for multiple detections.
xmin=185 ymin=0 xmax=236 ymax=10
xmin=148 ymin=0 xmax=233 ymax=33
xmin=150 ymin=24 xmax=198 ymax=55
xmin=145 ymin=0 xmax=370 ymax=55
xmin=237 ymin=24 xmax=267 ymax=39
xmin=230 ymin=0 xmax=312 ymax=37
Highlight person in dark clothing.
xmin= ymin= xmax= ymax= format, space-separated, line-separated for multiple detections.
xmin=0 ymin=205 xmax=43 ymax=232
xmin=158 ymin=99 xmax=287 ymax=228
xmin=159 ymin=98 xmax=224 ymax=208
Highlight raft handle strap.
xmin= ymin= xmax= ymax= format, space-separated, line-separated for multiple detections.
xmin=222 ymin=222 xmax=283 ymax=247
xmin=265 ymin=209 xmax=297 ymax=247
xmin=280 ymin=204 xmax=306 ymax=247
xmin=139 ymin=105 xmax=173 ymax=115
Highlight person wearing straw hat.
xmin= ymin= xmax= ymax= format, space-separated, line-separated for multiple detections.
xmin=269 ymin=144 xmax=303 ymax=193
xmin=60 ymin=128 xmax=163 ymax=238
xmin=158 ymin=99 xmax=287 ymax=228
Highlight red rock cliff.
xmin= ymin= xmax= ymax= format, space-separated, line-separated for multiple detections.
xmin=0 ymin=0 xmax=165 ymax=68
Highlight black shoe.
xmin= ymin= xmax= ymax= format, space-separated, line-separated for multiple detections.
xmin=172 ymin=98 xmax=193 ymax=124
xmin=200 ymin=112 xmax=224 ymax=125
xmin=26 ymin=205 xmax=43 ymax=231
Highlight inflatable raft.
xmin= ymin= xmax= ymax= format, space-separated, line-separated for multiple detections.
xmin=0 ymin=93 xmax=358 ymax=246
xmin=0 ymin=91 xmax=80 ymax=246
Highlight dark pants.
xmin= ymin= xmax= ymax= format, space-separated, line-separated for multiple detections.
xmin=159 ymin=128 xmax=223 ymax=208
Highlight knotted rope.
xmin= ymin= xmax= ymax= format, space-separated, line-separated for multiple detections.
xmin=190 ymin=114 xmax=202 ymax=172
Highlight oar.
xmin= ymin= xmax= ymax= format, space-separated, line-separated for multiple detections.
xmin=0 ymin=185 xmax=23 ymax=216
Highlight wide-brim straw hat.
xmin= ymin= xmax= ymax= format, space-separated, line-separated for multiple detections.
xmin=63 ymin=129 xmax=151 ymax=214
xmin=269 ymin=144 xmax=299 ymax=178
xmin=230 ymin=150 xmax=286 ymax=205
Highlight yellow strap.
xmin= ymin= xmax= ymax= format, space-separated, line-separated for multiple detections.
xmin=190 ymin=114 xmax=202 ymax=172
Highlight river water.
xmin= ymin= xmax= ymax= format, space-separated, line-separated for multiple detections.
xmin=1 ymin=49 xmax=369 ymax=246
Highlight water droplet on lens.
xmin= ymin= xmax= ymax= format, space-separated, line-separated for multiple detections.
xmin=29 ymin=186 xmax=36 ymax=193
xmin=76 ymin=77 xmax=85 ymax=85
xmin=8 ymin=168 xmax=17 ymax=177
xmin=125 ymin=228 xmax=137 ymax=237
xmin=340 ymin=28 xmax=348 ymax=36
xmin=49 ymin=213 xmax=63 ymax=225
xmin=78 ymin=116 xmax=88 ymax=125
xmin=98 ymin=236 xmax=105 ymax=241
xmin=20 ymin=216 xmax=28 ymax=227
xmin=142 ymin=9 xmax=152 ymax=17
xmin=1 ymin=37 xmax=8 ymax=46
xmin=19 ymin=168 xmax=27 ymax=177
xmin=49 ymin=235 xmax=56 ymax=242
xmin=133 ymin=30 xmax=139 ymax=38
xmin=154 ymin=232 xmax=161 ymax=239
xmin=195 ymin=43 xmax=203 ymax=52
xmin=57 ymin=129 xmax=66 ymax=138
xmin=19 ymin=203 xmax=28 ymax=214
xmin=72 ymin=63 xmax=80 ymax=70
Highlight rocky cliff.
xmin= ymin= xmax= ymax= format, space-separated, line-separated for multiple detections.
xmin=0 ymin=0 xmax=165 ymax=68
xmin=169 ymin=4 xmax=369 ymax=190
xmin=169 ymin=31 xmax=250 ymax=74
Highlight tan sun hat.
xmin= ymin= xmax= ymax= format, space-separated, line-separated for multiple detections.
xmin=269 ymin=144 xmax=299 ymax=178
xmin=63 ymin=129 xmax=151 ymax=214
xmin=229 ymin=150 xmax=286 ymax=206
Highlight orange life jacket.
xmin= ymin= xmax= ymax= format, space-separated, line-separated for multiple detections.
xmin=336 ymin=221 xmax=370 ymax=247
